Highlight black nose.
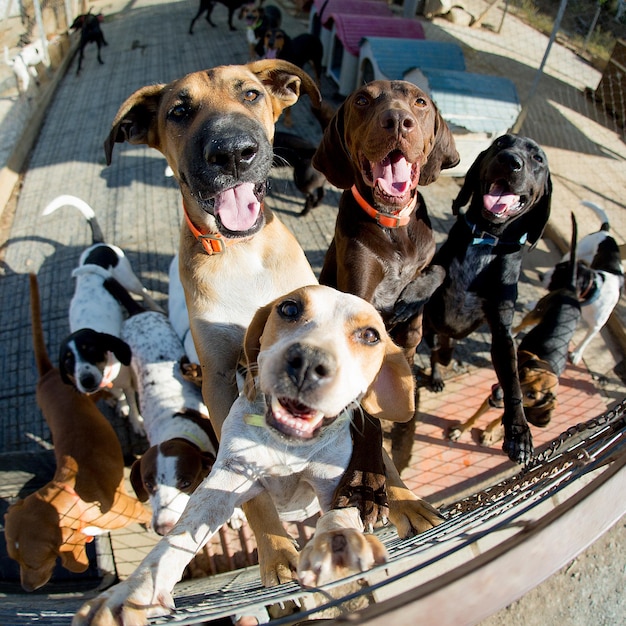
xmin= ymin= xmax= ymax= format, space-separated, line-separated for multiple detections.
xmin=79 ymin=373 xmax=96 ymax=389
xmin=380 ymin=109 xmax=415 ymax=135
xmin=285 ymin=343 xmax=336 ymax=391
xmin=204 ymin=133 xmax=259 ymax=178
xmin=497 ymin=150 xmax=523 ymax=172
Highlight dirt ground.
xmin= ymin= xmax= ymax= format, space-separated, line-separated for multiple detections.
xmin=481 ymin=514 xmax=626 ymax=625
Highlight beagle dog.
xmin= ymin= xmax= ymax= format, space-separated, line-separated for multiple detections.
xmin=73 ymin=285 xmax=421 ymax=625
xmin=43 ymin=194 xmax=161 ymax=435
xmin=4 ymin=275 xmax=150 ymax=592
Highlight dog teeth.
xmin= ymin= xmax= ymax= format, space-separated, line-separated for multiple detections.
xmin=270 ymin=396 xmax=324 ymax=439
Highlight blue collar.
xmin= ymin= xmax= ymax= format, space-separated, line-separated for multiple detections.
xmin=463 ymin=213 xmax=528 ymax=247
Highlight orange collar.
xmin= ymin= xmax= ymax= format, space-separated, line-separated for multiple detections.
xmin=183 ymin=201 xmax=229 ymax=255
xmin=351 ymin=185 xmax=417 ymax=228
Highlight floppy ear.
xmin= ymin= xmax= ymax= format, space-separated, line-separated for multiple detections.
xmin=361 ymin=339 xmax=415 ymax=423
xmin=104 ymin=83 xmax=164 ymax=165
xmin=419 ymin=107 xmax=460 ymax=185
xmin=311 ymin=101 xmax=355 ymax=189
xmin=106 ymin=334 xmax=132 ymax=366
xmin=242 ymin=301 xmax=275 ymax=400
xmin=59 ymin=528 xmax=90 ymax=573
xmin=248 ymin=59 xmax=321 ymax=121
xmin=525 ymin=172 xmax=552 ymax=247
xmin=130 ymin=458 xmax=148 ymax=502
xmin=451 ymin=145 xmax=489 ymax=215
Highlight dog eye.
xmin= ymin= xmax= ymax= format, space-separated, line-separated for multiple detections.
xmin=354 ymin=94 xmax=369 ymax=107
xmin=415 ymin=97 xmax=428 ymax=107
xmin=243 ymin=89 xmax=261 ymax=102
xmin=277 ymin=299 xmax=301 ymax=320
xmin=168 ymin=103 xmax=190 ymax=120
xmin=178 ymin=479 xmax=191 ymax=490
xmin=533 ymin=153 xmax=544 ymax=164
xmin=356 ymin=327 xmax=380 ymax=345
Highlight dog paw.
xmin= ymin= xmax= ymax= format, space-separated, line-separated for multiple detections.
xmin=297 ymin=510 xmax=387 ymax=588
xmin=72 ymin=579 xmax=173 ymax=626
xmin=257 ymin=535 xmax=299 ymax=587
xmin=388 ymin=492 xmax=443 ymax=538
xmin=447 ymin=426 xmax=462 ymax=441
xmin=568 ymin=350 xmax=582 ymax=365
xmin=502 ymin=423 xmax=534 ymax=465
xmin=480 ymin=424 xmax=504 ymax=446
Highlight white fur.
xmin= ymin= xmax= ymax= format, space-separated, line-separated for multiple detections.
xmin=168 ymin=254 xmax=199 ymax=363
xmin=4 ymin=39 xmax=47 ymax=93
xmin=43 ymin=194 xmax=163 ymax=434
xmin=73 ymin=286 xmax=392 ymax=624
xmin=122 ymin=310 xmax=216 ymax=533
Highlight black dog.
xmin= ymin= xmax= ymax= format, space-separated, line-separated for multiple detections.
xmin=448 ymin=214 xmax=581 ymax=445
xmin=260 ymin=28 xmax=323 ymax=83
xmin=424 ymin=134 xmax=552 ymax=465
xmin=189 ymin=0 xmax=248 ymax=33
xmin=273 ymin=131 xmax=326 ymax=215
xmin=71 ymin=12 xmax=107 ymax=75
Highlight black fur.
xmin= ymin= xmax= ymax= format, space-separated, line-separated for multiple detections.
xmin=71 ymin=13 xmax=107 ymax=75
xmin=424 ymin=134 xmax=552 ymax=464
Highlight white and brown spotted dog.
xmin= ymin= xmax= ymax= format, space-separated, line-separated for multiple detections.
xmin=103 ymin=279 xmax=220 ymax=536
xmin=74 ymin=285 xmax=417 ymax=624
xmin=43 ymin=195 xmax=162 ymax=435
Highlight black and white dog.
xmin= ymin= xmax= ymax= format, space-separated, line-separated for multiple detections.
xmin=543 ymin=201 xmax=624 ymax=365
xmin=43 ymin=195 xmax=161 ymax=434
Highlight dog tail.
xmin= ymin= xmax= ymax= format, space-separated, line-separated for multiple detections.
xmin=29 ymin=273 xmax=53 ymax=376
xmin=41 ymin=194 xmax=105 ymax=244
xmin=581 ymin=200 xmax=610 ymax=232
xmin=568 ymin=212 xmax=578 ymax=289
xmin=103 ymin=276 xmax=145 ymax=317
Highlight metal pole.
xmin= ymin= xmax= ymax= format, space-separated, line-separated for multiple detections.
xmin=511 ymin=0 xmax=569 ymax=134
xmin=32 ymin=0 xmax=49 ymax=64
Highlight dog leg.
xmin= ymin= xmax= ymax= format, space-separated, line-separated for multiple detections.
xmin=206 ymin=1 xmax=217 ymax=27
xmin=243 ymin=493 xmax=300 ymax=586
xmin=331 ymin=415 xmax=388 ymax=531
xmin=385 ymin=451 xmax=443 ymax=537
xmin=480 ymin=415 xmax=505 ymax=446
xmin=448 ymin=396 xmax=492 ymax=441
xmin=298 ymin=508 xmax=388 ymax=587
xmin=569 ymin=325 xmax=600 ymax=365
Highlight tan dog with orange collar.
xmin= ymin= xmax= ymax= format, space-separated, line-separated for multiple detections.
xmin=3 ymin=274 xmax=150 ymax=592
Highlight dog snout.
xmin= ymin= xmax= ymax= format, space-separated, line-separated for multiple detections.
xmin=285 ymin=343 xmax=337 ymax=391
xmin=380 ymin=108 xmax=415 ymax=136
xmin=496 ymin=150 xmax=523 ymax=173
xmin=204 ymin=133 xmax=259 ymax=177
xmin=79 ymin=372 xmax=98 ymax=390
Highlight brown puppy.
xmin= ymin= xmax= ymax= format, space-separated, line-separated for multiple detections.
xmin=314 ymin=80 xmax=459 ymax=362
xmin=4 ymin=274 xmax=150 ymax=592
xmin=313 ymin=80 xmax=458 ymax=470
xmin=104 ymin=60 xmax=321 ymax=586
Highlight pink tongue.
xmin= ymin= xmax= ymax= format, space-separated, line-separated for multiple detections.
xmin=214 ymin=183 xmax=261 ymax=232
xmin=483 ymin=186 xmax=520 ymax=216
xmin=265 ymin=48 xmax=278 ymax=59
xmin=373 ymin=153 xmax=413 ymax=197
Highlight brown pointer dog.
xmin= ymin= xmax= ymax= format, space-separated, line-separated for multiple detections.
xmin=313 ymin=80 xmax=459 ymax=470
xmin=102 ymin=62 xmax=441 ymax=591
xmin=424 ymin=134 xmax=552 ymax=464
xmin=4 ymin=274 xmax=150 ymax=592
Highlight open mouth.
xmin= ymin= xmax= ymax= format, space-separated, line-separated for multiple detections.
xmin=360 ymin=150 xmax=419 ymax=208
xmin=482 ymin=181 xmax=526 ymax=221
xmin=199 ymin=182 xmax=266 ymax=236
xmin=267 ymin=396 xmax=334 ymax=440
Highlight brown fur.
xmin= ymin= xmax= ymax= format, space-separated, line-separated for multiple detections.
xmin=3 ymin=275 xmax=150 ymax=592
xmin=104 ymin=61 xmax=321 ymax=586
